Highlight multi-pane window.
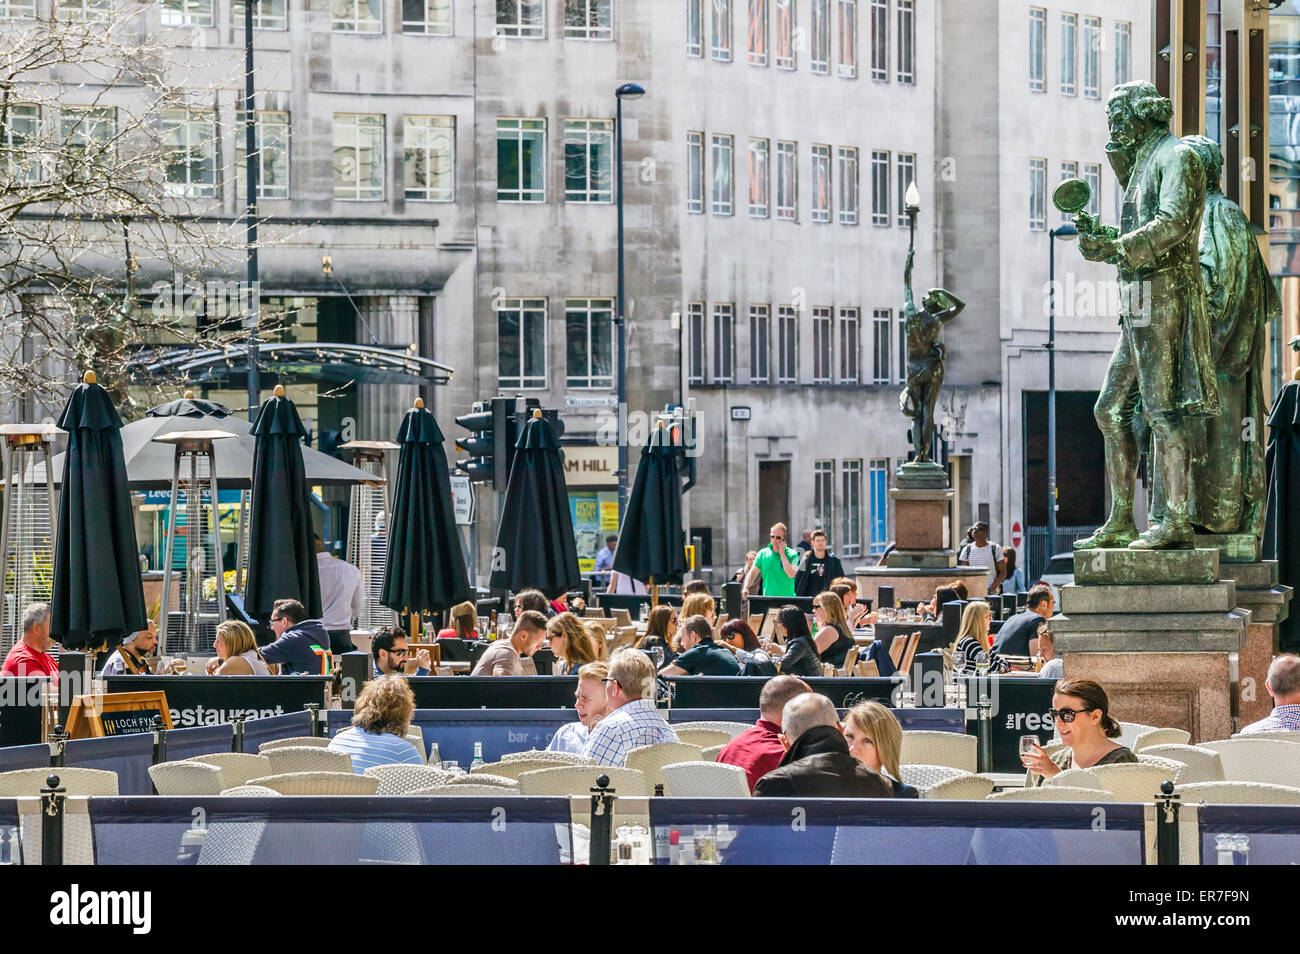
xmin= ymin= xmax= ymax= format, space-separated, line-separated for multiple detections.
xmin=748 ymin=138 xmax=770 ymax=218
xmin=814 ymin=460 xmax=835 ymax=537
xmin=688 ymin=302 xmax=706 ymax=384
xmin=841 ymin=459 xmax=862 ymax=557
xmin=1082 ymin=16 xmax=1100 ymax=98
xmin=497 ymin=118 xmax=546 ymax=202
xmin=565 ymin=0 xmax=611 ymax=39
xmin=839 ymin=307 xmax=859 ymax=384
xmin=712 ymin=133 xmax=734 ymax=215
xmin=403 ymin=115 xmax=454 ymax=202
xmin=870 ymin=0 xmax=887 ymax=81
xmin=1060 ymin=13 xmax=1077 ymax=95
xmin=871 ymin=149 xmax=889 ymax=226
xmin=564 ymin=118 xmax=613 ymax=203
xmin=837 ymin=147 xmax=859 ymax=225
xmin=3 ymin=105 xmax=41 ymax=181
xmin=687 ymin=131 xmax=705 ymax=213
xmin=712 ymin=0 xmax=732 ymax=62
xmin=896 ymin=152 xmax=915 ymax=227
xmin=333 ymin=113 xmax=384 ymax=200
xmin=777 ymin=305 xmax=798 ymax=383
xmin=498 ymin=298 xmax=547 ymax=389
xmin=497 ymin=0 xmax=543 ymax=37
xmin=774 ymin=0 xmax=795 ymax=69
xmin=838 ymin=0 xmax=858 ymax=77
xmin=0 ymin=0 xmax=36 ymax=16
xmin=811 ymin=144 xmax=832 ymax=223
xmin=748 ymin=0 xmax=767 ymax=66
xmin=869 ymin=459 xmax=889 ymax=554
xmin=812 ymin=306 xmax=833 ymax=384
xmin=1115 ymin=21 xmax=1131 ymax=86
xmin=57 ymin=0 xmax=110 ymax=21
xmin=713 ymin=303 xmax=735 ymax=383
xmin=162 ymin=0 xmax=213 ymax=27
xmin=233 ymin=0 xmax=288 ymax=29
xmin=687 ymin=0 xmax=703 ymax=56
xmin=60 ymin=107 xmax=115 ymax=181
xmin=895 ymin=0 xmax=913 ymax=84
xmin=749 ymin=304 xmax=770 ymax=383
xmin=776 ymin=140 xmax=797 ymax=220
xmin=810 ymin=0 xmax=830 ymax=75
xmin=1029 ymin=7 xmax=1046 ymax=92
xmin=1059 ymin=159 xmax=1077 ymax=224
xmin=566 ymin=298 xmax=614 ymax=388
xmin=163 ymin=110 xmax=218 ymax=198
xmin=1029 ymin=157 xmax=1046 ymax=231
xmin=871 ymin=308 xmax=891 ymax=384
xmin=401 ymin=0 xmax=450 ymax=34
xmin=235 ymin=110 xmax=290 ymax=200
xmin=331 ymin=0 xmax=380 ymax=32
xmin=1083 ymin=162 xmax=1101 ymax=216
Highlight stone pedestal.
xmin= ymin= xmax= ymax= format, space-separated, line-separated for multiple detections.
xmin=1214 ymin=560 xmax=1293 ymax=729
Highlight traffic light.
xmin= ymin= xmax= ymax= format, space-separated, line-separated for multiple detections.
xmin=490 ymin=395 xmax=516 ymax=492
xmin=454 ymin=400 xmax=494 ymax=483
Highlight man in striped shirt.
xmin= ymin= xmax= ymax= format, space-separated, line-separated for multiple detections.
xmin=327 ymin=675 xmax=423 ymax=772
xmin=582 ymin=648 xmax=678 ymax=766
xmin=1240 ymin=655 xmax=1300 ymax=735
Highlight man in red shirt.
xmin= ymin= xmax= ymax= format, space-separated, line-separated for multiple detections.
xmin=717 ymin=674 xmax=811 ymax=792
xmin=1 ymin=603 xmax=58 ymax=677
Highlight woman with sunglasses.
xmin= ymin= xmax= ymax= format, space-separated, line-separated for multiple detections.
xmin=759 ymin=606 xmax=823 ymax=677
xmin=635 ymin=604 xmax=678 ymax=665
xmin=1022 ymin=678 xmax=1138 ymax=782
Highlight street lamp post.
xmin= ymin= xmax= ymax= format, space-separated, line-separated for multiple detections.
xmin=1047 ymin=223 xmax=1077 ymax=571
xmin=244 ymin=0 xmax=261 ymax=421
xmin=614 ymin=82 xmax=645 ymax=518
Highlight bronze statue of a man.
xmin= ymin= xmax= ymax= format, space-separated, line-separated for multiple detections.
xmin=1073 ymin=81 xmax=1218 ymax=550
xmin=900 ymin=245 xmax=965 ymax=463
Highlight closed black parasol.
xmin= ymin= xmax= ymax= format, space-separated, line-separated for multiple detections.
xmin=50 ymin=371 xmax=148 ymax=650
xmin=1265 ymin=377 xmax=1300 ymax=652
xmin=612 ymin=422 xmax=686 ymax=594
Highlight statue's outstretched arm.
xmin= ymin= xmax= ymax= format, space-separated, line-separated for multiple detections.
xmin=904 ymin=247 xmax=916 ymax=312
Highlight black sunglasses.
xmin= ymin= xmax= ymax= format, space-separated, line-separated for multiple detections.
xmin=1049 ymin=706 xmax=1097 ymax=723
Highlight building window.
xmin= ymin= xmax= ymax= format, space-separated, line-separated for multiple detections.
xmin=565 ymin=0 xmax=611 ymax=39
xmin=776 ymin=139 xmax=797 ymax=220
xmin=1059 ymin=159 xmax=1077 ymax=224
xmin=870 ymin=0 xmax=887 ymax=81
xmin=839 ymin=307 xmax=859 ymax=384
xmin=712 ymin=0 xmax=732 ymax=62
xmin=687 ymin=0 xmax=703 ymax=56
xmin=712 ymin=303 xmax=735 ymax=383
xmin=330 ymin=0 xmax=380 ymax=32
xmin=777 ymin=305 xmax=798 ymax=383
xmin=403 ymin=115 xmax=454 ymax=202
xmin=497 ymin=117 xmax=545 ymax=202
xmin=895 ymin=0 xmax=913 ymax=84
xmin=869 ymin=458 xmax=888 ymax=554
xmin=749 ymin=137 xmax=770 ymax=218
xmin=1115 ymin=21 xmax=1131 ymax=86
xmin=498 ymin=297 xmax=548 ymax=389
xmin=841 ymin=459 xmax=862 ymax=557
xmin=688 ymin=302 xmax=706 ymax=384
xmin=235 ymin=110 xmax=290 ymax=200
xmin=566 ymin=298 xmax=614 ymax=389
xmin=1083 ymin=161 xmax=1101 ymax=216
xmin=895 ymin=152 xmax=915 ymax=227
xmin=837 ymin=0 xmax=858 ymax=77
xmin=871 ymin=148 xmax=889 ymax=226
xmin=712 ymin=133 xmax=734 ymax=215
xmin=1029 ymin=7 xmax=1045 ymax=92
xmin=871 ymin=307 xmax=891 ymax=384
xmin=56 ymin=0 xmax=110 ymax=20
xmin=750 ymin=304 xmax=770 ymax=383
xmin=775 ymin=0 xmax=795 ymax=69
xmin=1060 ymin=12 xmax=1076 ymax=95
xmin=811 ymin=143 xmax=831 ymax=223
xmin=401 ymin=0 xmax=450 ymax=34
xmin=332 ymin=113 xmax=383 ymax=200
xmin=234 ymin=0 xmax=287 ymax=29
xmin=564 ymin=118 xmax=613 ymax=203
xmin=163 ymin=109 xmax=218 ymax=198
xmin=1 ymin=0 xmax=36 ymax=16
xmin=748 ymin=0 xmax=767 ymax=65
xmin=162 ymin=0 xmax=213 ymax=27
xmin=687 ymin=131 xmax=704 ymax=213
xmin=1029 ymin=157 xmax=1046 ymax=230
xmin=497 ymin=0 xmax=543 ymax=37
xmin=814 ymin=460 xmax=835 ymax=536
xmin=2 ymin=104 xmax=40 ymax=182
xmin=59 ymin=107 xmax=115 ymax=181
xmin=812 ymin=306 xmax=833 ymax=384
xmin=1082 ymin=15 xmax=1100 ymax=98
xmin=837 ymin=146 xmax=859 ymax=225
xmin=810 ymin=0 xmax=830 ymax=74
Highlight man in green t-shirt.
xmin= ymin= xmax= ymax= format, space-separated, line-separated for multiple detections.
xmin=742 ymin=522 xmax=800 ymax=598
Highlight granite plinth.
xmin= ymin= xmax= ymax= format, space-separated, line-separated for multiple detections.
xmin=1050 ymin=608 xmax=1250 ymax=653
xmin=1218 ymin=560 xmax=1280 ymax=590
xmin=1058 ymin=581 xmax=1237 ymax=615
xmin=1073 ymin=548 xmax=1219 ymax=585
xmin=1195 ymin=533 xmax=1261 ymax=563
xmin=884 ymin=549 xmax=956 ymax=569
xmin=1240 ymin=619 xmax=1278 ymax=728
xmin=895 ymin=461 xmax=949 ymax=489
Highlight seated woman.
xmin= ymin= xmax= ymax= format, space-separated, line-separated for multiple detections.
xmin=680 ymin=592 xmax=717 ymax=627
xmin=546 ymin=611 xmax=601 ymax=675
xmin=922 ymin=585 xmax=960 ymax=623
xmin=813 ymin=591 xmax=856 ymax=668
xmin=842 ymin=701 xmax=919 ymax=798
xmin=950 ymin=600 xmax=1009 ymax=676
xmin=205 ymin=620 xmax=273 ymax=675
xmin=1022 ymin=678 xmax=1138 ymax=784
xmin=327 ymin=675 xmax=423 ymax=773
xmin=760 ymin=606 xmax=823 ymax=678
xmin=437 ymin=601 xmax=477 ymax=640
xmin=635 ymin=605 xmax=679 ymax=665
xmin=718 ymin=619 xmax=775 ymax=674
xmin=548 ymin=661 xmax=610 ymax=754
xmin=830 ymin=577 xmax=872 ymax=627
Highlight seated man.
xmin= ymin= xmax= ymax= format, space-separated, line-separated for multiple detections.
xmin=1240 ymin=655 xmax=1300 ymax=734
xmin=548 ymin=661 xmax=610 ymax=754
xmin=1037 ymin=626 xmax=1062 ymax=681
xmin=659 ymin=615 xmax=740 ymax=676
xmin=327 ymin=675 xmax=423 ymax=773
xmin=753 ymin=692 xmax=893 ymax=797
xmin=717 ymin=675 xmax=811 ymax=792
xmin=371 ymin=625 xmax=431 ymax=677
xmin=100 ymin=620 xmax=158 ymax=676
xmin=471 ymin=610 xmax=547 ymax=676
xmin=259 ymin=599 xmax=332 ymax=675
xmin=991 ymin=584 xmax=1054 ymax=658
xmin=1 ymin=603 xmax=57 ymax=677
xmin=582 ymin=647 xmax=679 ymax=766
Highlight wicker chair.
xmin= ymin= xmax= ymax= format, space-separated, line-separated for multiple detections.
xmin=1198 ymin=739 xmax=1300 ymax=786
xmin=257 ymin=736 xmax=331 ymax=753
xmin=149 ymin=761 xmax=226 ymax=796
xmin=364 ymin=763 xmax=457 ymax=795
xmin=187 ymin=753 xmax=273 ymax=788
xmin=670 ymin=721 xmax=751 ymax=739
xmin=1131 ymin=727 xmax=1191 ymax=752
xmin=899 ymin=731 xmax=978 ymax=772
xmin=449 ymin=773 xmax=519 ymax=790
xmin=987 ymin=786 xmax=1116 ymax=802
xmin=673 ymin=728 xmax=735 ymax=749
xmin=471 ymin=757 xmax=575 ymax=780
xmin=625 ymin=742 xmax=704 ymax=790
xmin=1176 ymin=781 xmax=1300 ymax=805
xmin=247 ymin=771 xmax=380 ymax=795
xmin=924 ymin=774 xmax=996 ymax=800
xmin=659 ymin=761 xmax=751 ymax=797
xmin=515 ymin=765 xmax=649 ymax=797
xmin=262 ymin=746 xmax=354 ymax=776
xmin=1115 ymin=722 xmax=1159 ymax=750
xmin=0 ymin=766 xmax=119 ymax=796
xmin=1138 ymin=744 xmax=1224 ymax=784
xmin=700 ymin=744 xmax=726 ymax=762
xmin=411 ymin=784 xmax=522 ymax=796
xmin=1089 ymin=762 xmax=1181 ymax=801
xmin=405 ymin=727 xmax=427 ymax=763
xmin=1230 ymin=729 xmax=1300 ymax=743
xmin=899 ymin=763 xmax=969 ymax=791
xmin=1048 ymin=768 xmax=1104 ymax=789
xmin=220 ymin=785 xmax=280 ymax=796
xmin=500 ymin=749 xmax=595 ymax=766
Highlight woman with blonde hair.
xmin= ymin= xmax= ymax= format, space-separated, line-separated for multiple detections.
xmin=636 ymin=604 xmax=678 ymax=664
xmin=813 ymin=591 xmax=856 ymax=667
xmin=437 ymin=600 xmax=478 ymax=639
xmin=681 ymin=592 xmax=716 ymax=625
xmin=951 ymin=600 xmax=1009 ymax=675
xmin=546 ymin=611 xmax=600 ymax=674
xmin=327 ymin=675 xmax=423 ymax=773
xmin=842 ymin=701 xmax=918 ymax=798
xmin=205 ymin=620 xmax=272 ymax=675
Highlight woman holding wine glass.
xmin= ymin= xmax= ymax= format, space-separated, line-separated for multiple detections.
xmin=949 ymin=601 xmax=1009 ymax=676
xmin=1021 ymin=678 xmax=1138 ymax=783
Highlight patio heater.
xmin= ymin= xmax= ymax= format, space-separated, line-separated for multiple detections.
xmin=339 ymin=440 xmax=397 ymax=631
xmin=0 ymin=425 xmax=58 ymax=658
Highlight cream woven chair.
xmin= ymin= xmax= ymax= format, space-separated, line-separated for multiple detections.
xmin=1132 ymin=727 xmax=1191 ymax=752
xmin=500 ymin=749 xmax=595 ymax=766
xmin=625 ymin=742 xmax=704 ymax=790
xmin=1230 ymin=729 xmax=1300 ymax=743
xmin=1048 ymin=768 xmax=1104 ymax=790
xmin=659 ymin=761 xmax=751 ymax=797
xmin=364 ymin=764 xmax=457 ymax=795
xmin=516 ymin=765 xmax=649 ymax=797
xmin=1199 ymin=739 xmax=1300 ymax=786
xmin=1115 ymin=722 xmax=1158 ymax=750
xmin=1089 ymin=762 xmax=1181 ymax=801
xmin=449 ymin=773 xmax=519 ymax=790
xmin=899 ymin=764 xmax=969 ymax=791
xmin=1139 ymin=744 xmax=1224 ymax=784
xmin=188 ymin=753 xmax=273 ymax=788
xmin=411 ymin=784 xmax=521 ymax=796
xmin=673 ymin=728 xmax=735 ymax=748
xmin=924 ymin=774 xmax=996 ymax=800
xmin=988 ymin=786 xmax=1115 ymax=802
xmin=1176 ymin=781 xmax=1300 ymax=805
xmin=0 ymin=767 xmax=118 ymax=796
xmin=700 ymin=744 xmax=726 ymax=762
xmin=671 ymin=720 xmax=751 ymax=739
xmin=247 ymin=771 xmax=380 ymax=795
xmin=263 ymin=746 xmax=354 ymax=776
xmin=220 ymin=785 xmax=280 ymax=796
xmin=471 ymin=757 xmax=573 ymax=779
xmin=899 ymin=731 xmax=978 ymax=772
xmin=405 ymin=726 xmax=427 ymax=763
xmin=149 ymin=761 xmax=226 ymax=796
xmin=258 ymin=736 xmax=330 ymax=753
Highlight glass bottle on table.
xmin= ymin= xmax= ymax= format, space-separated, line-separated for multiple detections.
xmin=470 ymin=741 xmax=485 ymax=771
